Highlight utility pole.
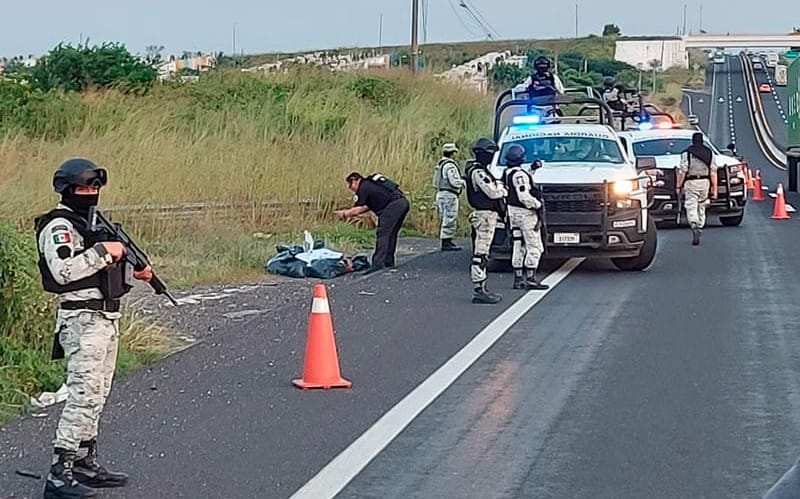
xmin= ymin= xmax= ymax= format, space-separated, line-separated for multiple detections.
xmin=682 ymin=4 xmax=687 ymax=35
xmin=699 ymin=5 xmax=703 ymax=32
xmin=232 ymin=23 xmax=237 ymax=66
xmin=411 ymin=0 xmax=419 ymax=74
xmin=575 ymin=4 xmax=579 ymax=38
xmin=379 ymin=14 xmax=383 ymax=49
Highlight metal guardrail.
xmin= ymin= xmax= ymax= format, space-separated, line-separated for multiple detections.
xmin=102 ymin=199 xmax=335 ymax=221
xmin=740 ymin=54 xmax=788 ymax=170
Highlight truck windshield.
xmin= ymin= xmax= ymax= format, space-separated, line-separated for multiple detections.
xmin=632 ymin=138 xmax=719 ymax=156
xmin=498 ymin=137 xmax=625 ymax=165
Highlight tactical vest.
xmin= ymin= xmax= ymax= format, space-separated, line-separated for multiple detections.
xmin=465 ymin=161 xmax=503 ymax=212
xmin=503 ymin=166 xmax=534 ymax=208
xmin=433 ymin=158 xmax=461 ymax=194
xmin=684 ymin=151 xmax=712 ymax=178
xmin=33 ymin=208 xmax=130 ymax=300
xmin=366 ymin=173 xmax=402 ymax=196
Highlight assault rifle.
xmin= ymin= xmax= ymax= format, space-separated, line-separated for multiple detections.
xmin=87 ymin=206 xmax=179 ymax=306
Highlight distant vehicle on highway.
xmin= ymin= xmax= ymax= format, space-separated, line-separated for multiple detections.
xmin=617 ymin=128 xmax=747 ymax=227
xmin=767 ymin=53 xmax=779 ymax=68
xmin=775 ymin=64 xmax=787 ymax=86
xmin=759 ymin=83 xmax=772 ymax=93
xmin=753 ymin=60 xmax=764 ymax=70
xmin=713 ymin=52 xmax=725 ymax=64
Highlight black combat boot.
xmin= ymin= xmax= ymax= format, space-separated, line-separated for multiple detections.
xmin=691 ymin=222 xmax=701 ymax=246
xmin=513 ymin=268 xmax=526 ymax=289
xmin=441 ymin=238 xmax=462 ymax=251
xmin=44 ymin=448 xmax=98 ymax=499
xmin=72 ymin=439 xmax=128 ymax=488
xmin=525 ymin=268 xmax=550 ymax=290
xmin=472 ymin=281 xmax=502 ymax=304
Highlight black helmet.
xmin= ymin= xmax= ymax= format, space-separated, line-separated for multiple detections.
xmin=472 ymin=137 xmax=498 ymax=155
xmin=504 ymin=144 xmax=526 ymax=166
xmin=603 ymin=76 xmax=615 ymax=87
xmin=53 ymin=158 xmax=108 ymax=194
xmin=534 ymin=56 xmax=551 ymax=71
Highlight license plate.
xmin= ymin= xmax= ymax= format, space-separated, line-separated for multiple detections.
xmin=553 ymin=232 xmax=580 ymax=244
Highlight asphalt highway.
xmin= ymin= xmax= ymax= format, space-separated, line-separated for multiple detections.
xmin=3 ymin=57 xmax=800 ymax=499
xmin=751 ymin=61 xmax=789 ymax=150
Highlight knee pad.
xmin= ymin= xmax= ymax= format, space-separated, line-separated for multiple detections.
xmin=472 ymin=255 xmax=488 ymax=267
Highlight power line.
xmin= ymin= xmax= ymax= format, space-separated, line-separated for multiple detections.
xmin=447 ymin=0 xmax=483 ymax=39
xmin=457 ymin=1 xmax=493 ymax=39
xmin=460 ymin=0 xmax=501 ymax=39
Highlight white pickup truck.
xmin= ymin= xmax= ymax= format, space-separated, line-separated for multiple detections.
xmin=483 ymin=91 xmax=658 ymax=271
xmin=617 ymin=128 xmax=747 ymax=227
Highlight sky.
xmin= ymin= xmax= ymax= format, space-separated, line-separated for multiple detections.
xmin=1 ymin=0 xmax=797 ymax=59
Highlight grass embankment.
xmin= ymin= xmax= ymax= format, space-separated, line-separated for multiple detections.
xmin=0 ymin=67 xmax=490 ymax=422
xmin=0 ymin=220 xmax=180 ymax=423
xmin=1 ymin=68 xmax=493 ymax=287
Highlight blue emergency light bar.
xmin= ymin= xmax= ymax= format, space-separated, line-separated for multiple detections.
xmin=512 ymin=114 xmax=541 ymax=125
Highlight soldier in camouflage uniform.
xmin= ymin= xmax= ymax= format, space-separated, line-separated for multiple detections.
xmin=465 ymin=138 xmax=507 ymax=304
xmin=433 ymin=143 xmax=466 ymax=251
xmin=676 ymin=132 xmax=718 ymax=246
xmin=34 ymin=158 xmax=153 ymax=499
xmin=502 ymin=144 xmax=549 ymax=290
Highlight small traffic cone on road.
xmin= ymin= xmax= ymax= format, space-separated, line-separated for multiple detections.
xmin=293 ymin=284 xmax=352 ymax=390
xmin=771 ymin=183 xmax=791 ymax=220
xmin=753 ymin=170 xmax=765 ymax=201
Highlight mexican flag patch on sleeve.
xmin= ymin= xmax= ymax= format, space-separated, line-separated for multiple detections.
xmin=53 ymin=232 xmax=71 ymax=244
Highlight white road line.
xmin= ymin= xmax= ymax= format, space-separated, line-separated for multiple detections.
xmin=289 ymin=257 xmax=585 ymax=499
xmin=709 ymin=63 xmax=718 ymax=127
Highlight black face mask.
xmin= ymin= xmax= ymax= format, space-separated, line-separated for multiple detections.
xmin=475 ymin=151 xmax=495 ymax=166
xmin=61 ymin=192 xmax=99 ymax=217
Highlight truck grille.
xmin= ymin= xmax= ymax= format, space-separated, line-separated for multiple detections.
xmin=540 ymin=185 xmax=605 ymax=213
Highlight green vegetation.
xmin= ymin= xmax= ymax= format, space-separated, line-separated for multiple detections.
xmin=0 ymin=34 xmax=706 ymax=420
xmin=0 ymin=220 xmax=178 ymax=423
xmin=1 ymin=42 xmax=493 ymax=288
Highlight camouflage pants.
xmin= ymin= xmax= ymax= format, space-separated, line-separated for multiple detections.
xmin=53 ymin=310 xmax=120 ymax=451
xmin=470 ymin=210 xmax=498 ymax=284
xmin=683 ymin=179 xmax=711 ymax=228
xmin=436 ymin=191 xmax=460 ymax=240
xmin=508 ymin=206 xmax=544 ymax=269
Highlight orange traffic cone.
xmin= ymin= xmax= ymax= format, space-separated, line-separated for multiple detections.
xmin=772 ymin=183 xmax=791 ymax=220
xmin=753 ymin=170 xmax=765 ymax=201
xmin=293 ymin=284 xmax=352 ymax=390
xmin=745 ymin=167 xmax=754 ymax=190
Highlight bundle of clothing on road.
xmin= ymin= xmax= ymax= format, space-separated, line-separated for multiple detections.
xmin=266 ymin=231 xmax=371 ymax=279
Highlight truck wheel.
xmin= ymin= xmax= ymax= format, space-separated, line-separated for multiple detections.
xmin=611 ymin=217 xmax=658 ymax=271
xmin=720 ymin=212 xmax=744 ymax=226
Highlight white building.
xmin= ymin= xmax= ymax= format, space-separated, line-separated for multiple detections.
xmin=614 ymin=38 xmax=689 ymax=69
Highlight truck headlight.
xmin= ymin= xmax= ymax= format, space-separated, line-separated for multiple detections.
xmin=612 ymin=180 xmax=635 ymax=196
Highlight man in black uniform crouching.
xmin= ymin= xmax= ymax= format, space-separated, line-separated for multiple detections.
xmin=336 ymin=171 xmax=411 ymax=274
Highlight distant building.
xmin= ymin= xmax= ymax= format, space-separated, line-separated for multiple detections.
xmin=157 ymin=52 xmax=216 ymax=81
xmin=0 ymin=54 xmax=39 ymax=73
xmin=437 ymin=51 xmax=523 ymax=94
xmin=614 ymin=38 xmax=689 ymax=69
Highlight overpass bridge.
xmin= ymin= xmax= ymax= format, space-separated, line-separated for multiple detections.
xmin=683 ymin=33 xmax=800 ymax=49
xmin=616 ymin=33 xmax=800 ymax=69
